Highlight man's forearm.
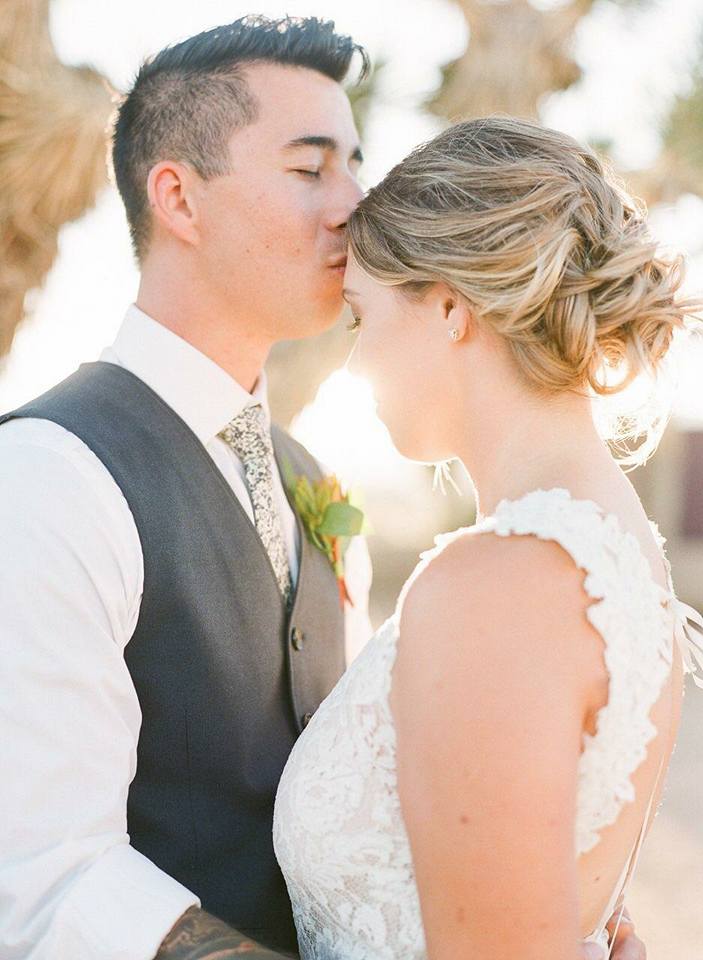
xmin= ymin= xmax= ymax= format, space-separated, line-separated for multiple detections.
xmin=155 ymin=906 xmax=293 ymax=960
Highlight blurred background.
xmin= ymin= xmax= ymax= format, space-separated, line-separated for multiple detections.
xmin=1 ymin=0 xmax=701 ymax=955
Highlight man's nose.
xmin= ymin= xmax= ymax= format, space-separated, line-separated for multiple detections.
xmin=327 ymin=175 xmax=365 ymax=232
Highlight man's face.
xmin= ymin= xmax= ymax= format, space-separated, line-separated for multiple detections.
xmin=195 ymin=62 xmax=364 ymax=340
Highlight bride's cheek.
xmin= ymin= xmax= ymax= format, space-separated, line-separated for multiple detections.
xmin=358 ymin=330 xmax=382 ymax=379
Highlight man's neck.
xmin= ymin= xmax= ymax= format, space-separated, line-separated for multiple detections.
xmin=136 ymin=286 xmax=270 ymax=395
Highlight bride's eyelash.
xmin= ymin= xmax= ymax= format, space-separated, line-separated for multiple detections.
xmin=347 ymin=316 xmax=361 ymax=332
xmin=295 ymin=169 xmax=321 ymax=179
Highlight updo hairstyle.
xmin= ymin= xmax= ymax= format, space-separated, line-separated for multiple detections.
xmin=347 ymin=117 xmax=700 ymax=461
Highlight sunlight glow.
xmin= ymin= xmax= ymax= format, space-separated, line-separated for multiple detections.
xmin=290 ymin=368 xmax=410 ymax=489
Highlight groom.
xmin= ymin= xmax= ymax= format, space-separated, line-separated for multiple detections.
xmin=0 ymin=16 xmax=643 ymax=960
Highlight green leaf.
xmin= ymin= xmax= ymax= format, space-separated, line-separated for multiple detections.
xmin=281 ymin=458 xmax=297 ymax=492
xmin=317 ymin=502 xmax=365 ymax=537
xmin=316 ymin=484 xmax=332 ymax=514
xmin=297 ymin=476 xmax=316 ymax=515
xmin=309 ymin=529 xmax=326 ymax=552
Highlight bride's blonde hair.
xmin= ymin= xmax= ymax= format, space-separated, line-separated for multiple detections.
xmin=347 ymin=116 xmax=701 ymax=466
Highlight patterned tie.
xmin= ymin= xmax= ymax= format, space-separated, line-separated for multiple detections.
xmin=219 ymin=404 xmax=293 ymax=606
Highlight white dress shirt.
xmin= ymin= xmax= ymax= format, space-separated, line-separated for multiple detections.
xmin=0 ymin=306 xmax=372 ymax=960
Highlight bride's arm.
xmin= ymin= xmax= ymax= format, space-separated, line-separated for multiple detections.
xmin=392 ymin=531 xmax=604 ymax=960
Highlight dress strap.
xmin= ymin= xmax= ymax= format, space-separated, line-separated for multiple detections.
xmin=588 ymin=747 xmax=666 ymax=957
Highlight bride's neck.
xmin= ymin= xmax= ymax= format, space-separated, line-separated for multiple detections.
xmin=456 ymin=392 xmax=615 ymax=518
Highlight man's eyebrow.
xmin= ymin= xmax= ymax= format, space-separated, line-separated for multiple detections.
xmin=283 ymin=135 xmax=364 ymax=164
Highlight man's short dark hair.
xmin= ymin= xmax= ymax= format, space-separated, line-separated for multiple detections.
xmin=111 ymin=15 xmax=369 ymax=261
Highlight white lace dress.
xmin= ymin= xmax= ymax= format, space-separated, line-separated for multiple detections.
xmin=273 ymin=489 xmax=703 ymax=960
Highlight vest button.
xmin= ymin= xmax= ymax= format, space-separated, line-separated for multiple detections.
xmin=291 ymin=627 xmax=305 ymax=651
xmin=301 ymin=712 xmax=314 ymax=728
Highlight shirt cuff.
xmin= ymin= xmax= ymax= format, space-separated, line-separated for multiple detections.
xmin=33 ymin=844 xmax=200 ymax=960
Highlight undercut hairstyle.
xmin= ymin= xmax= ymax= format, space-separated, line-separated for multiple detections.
xmin=111 ymin=15 xmax=369 ymax=260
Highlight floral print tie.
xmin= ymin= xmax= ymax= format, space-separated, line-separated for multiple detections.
xmin=219 ymin=404 xmax=293 ymax=606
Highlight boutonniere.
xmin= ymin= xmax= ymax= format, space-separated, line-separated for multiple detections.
xmin=284 ymin=464 xmax=365 ymax=608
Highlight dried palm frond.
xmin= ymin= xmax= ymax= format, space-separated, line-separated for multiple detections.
xmin=0 ymin=0 xmax=114 ymax=357
xmin=428 ymin=0 xmax=590 ymax=121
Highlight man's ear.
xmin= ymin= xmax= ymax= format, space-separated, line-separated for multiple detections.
xmin=146 ymin=160 xmax=200 ymax=247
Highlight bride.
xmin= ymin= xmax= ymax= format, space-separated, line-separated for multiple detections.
xmin=273 ymin=116 xmax=703 ymax=960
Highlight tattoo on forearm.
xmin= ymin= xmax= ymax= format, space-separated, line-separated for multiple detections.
xmin=154 ymin=906 xmax=290 ymax=960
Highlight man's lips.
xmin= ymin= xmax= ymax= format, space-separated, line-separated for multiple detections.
xmin=327 ymin=254 xmax=347 ymax=273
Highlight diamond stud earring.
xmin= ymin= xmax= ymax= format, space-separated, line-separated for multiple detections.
xmin=448 ymin=328 xmax=460 ymax=342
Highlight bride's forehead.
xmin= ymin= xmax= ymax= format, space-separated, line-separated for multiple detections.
xmin=343 ymin=253 xmax=380 ymax=283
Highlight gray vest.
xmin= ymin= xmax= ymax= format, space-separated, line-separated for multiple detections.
xmin=0 ymin=361 xmax=346 ymax=954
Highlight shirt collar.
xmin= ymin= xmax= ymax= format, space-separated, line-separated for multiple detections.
xmin=100 ymin=304 xmax=270 ymax=445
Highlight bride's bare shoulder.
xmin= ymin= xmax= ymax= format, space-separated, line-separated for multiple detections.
xmin=396 ymin=526 xmax=604 ymax=693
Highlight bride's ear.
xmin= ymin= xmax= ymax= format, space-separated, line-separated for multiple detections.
xmin=434 ymin=284 xmax=473 ymax=344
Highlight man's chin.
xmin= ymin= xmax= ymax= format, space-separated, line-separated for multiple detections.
xmin=287 ymin=301 xmax=345 ymax=340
